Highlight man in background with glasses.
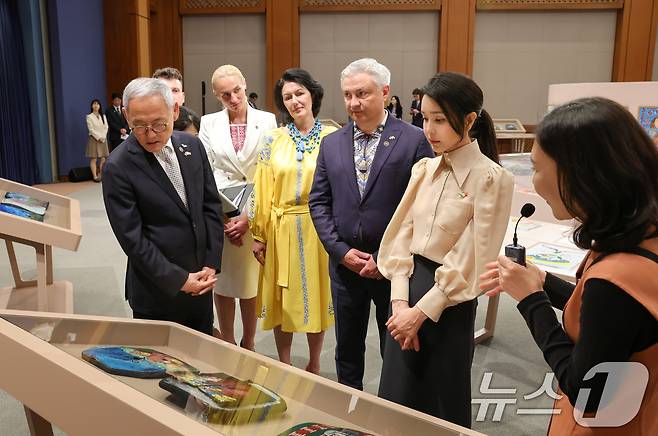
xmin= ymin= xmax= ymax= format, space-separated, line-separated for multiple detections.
xmin=102 ymin=77 xmax=224 ymax=334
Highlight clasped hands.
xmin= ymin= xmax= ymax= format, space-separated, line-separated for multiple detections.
xmin=225 ymin=214 xmax=249 ymax=247
xmin=181 ymin=266 xmax=216 ymax=296
xmin=387 ymin=300 xmax=427 ymax=352
xmin=341 ymin=248 xmax=383 ymax=279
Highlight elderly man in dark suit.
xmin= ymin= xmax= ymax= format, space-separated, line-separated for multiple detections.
xmin=309 ymin=58 xmax=433 ymax=390
xmin=105 ymin=92 xmax=130 ymax=152
xmin=102 ymin=78 xmax=223 ymax=334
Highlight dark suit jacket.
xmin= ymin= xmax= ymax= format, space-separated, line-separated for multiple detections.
xmin=105 ymin=106 xmax=130 ymax=142
xmin=309 ymin=115 xmax=433 ymax=264
xmin=411 ymin=100 xmax=423 ymax=128
xmin=102 ymin=131 xmax=224 ymax=314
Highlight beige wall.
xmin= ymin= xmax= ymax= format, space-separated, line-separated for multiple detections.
xmin=182 ymin=14 xmax=266 ymax=117
xmin=473 ymin=11 xmax=616 ymax=125
xmin=300 ymin=12 xmax=439 ymax=124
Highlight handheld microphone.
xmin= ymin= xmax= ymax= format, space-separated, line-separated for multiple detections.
xmin=505 ymin=203 xmax=535 ymax=266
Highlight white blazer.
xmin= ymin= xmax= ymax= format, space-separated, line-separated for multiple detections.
xmin=199 ymin=106 xmax=277 ymax=189
xmin=86 ymin=113 xmax=108 ymax=141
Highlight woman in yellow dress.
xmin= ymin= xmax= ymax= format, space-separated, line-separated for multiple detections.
xmin=249 ymin=69 xmax=335 ymax=374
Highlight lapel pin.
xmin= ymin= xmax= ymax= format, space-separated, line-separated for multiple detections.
xmin=389 ymin=135 xmax=395 ymax=140
xmin=184 ymin=151 xmax=192 ymax=156
xmin=181 ymin=143 xmax=188 ymax=148
xmin=458 ymin=191 xmax=469 ymax=199
xmin=178 ymin=146 xmax=184 ymax=152
xmin=383 ymin=141 xmax=390 ymax=147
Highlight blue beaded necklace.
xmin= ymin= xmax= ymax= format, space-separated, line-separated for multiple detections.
xmin=288 ymin=120 xmax=322 ymax=161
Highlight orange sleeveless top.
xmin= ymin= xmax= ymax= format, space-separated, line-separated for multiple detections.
xmin=548 ymin=238 xmax=658 ymax=435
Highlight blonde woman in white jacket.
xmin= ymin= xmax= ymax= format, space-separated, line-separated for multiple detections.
xmin=199 ymin=65 xmax=277 ymax=350
xmin=86 ymin=99 xmax=109 ymax=182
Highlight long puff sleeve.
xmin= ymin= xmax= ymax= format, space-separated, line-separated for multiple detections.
xmin=415 ymin=166 xmax=514 ymax=322
xmin=248 ymin=131 xmax=276 ymax=243
xmin=377 ymin=158 xmax=431 ymax=302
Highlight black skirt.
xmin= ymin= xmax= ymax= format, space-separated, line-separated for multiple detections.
xmin=378 ymin=254 xmax=477 ymax=428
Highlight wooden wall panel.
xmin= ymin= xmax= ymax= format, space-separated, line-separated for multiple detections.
xmin=299 ymin=0 xmax=441 ymax=11
xmin=613 ymin=0 xmax=658 ymax=81
xmin=149 ymin=0 xmax=183 ymax=75
xmin=103 ymin=0 xmax=142 ymax=102
xmin=439 ymin=0 xmax=476 ymax=74
xmin=179 ymin=0 xmax=266 ymax=14
xmin=477 ymin=0 xmax=623 ymax=9
xmin=266 ymin=0 xmax=300 ymax=110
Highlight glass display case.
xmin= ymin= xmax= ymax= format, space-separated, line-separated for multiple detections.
xmin=0 ymin=310 xmax=483 ymax=436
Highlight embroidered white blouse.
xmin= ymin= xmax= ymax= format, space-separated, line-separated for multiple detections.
xmin=377 ymin=140 xmax=514 ymax=322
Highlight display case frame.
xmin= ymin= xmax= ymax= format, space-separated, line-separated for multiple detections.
xmin=0 ymin=310 xmax=484 ymax=436
xmin=0 ymin=178 xmax=81 ymax=312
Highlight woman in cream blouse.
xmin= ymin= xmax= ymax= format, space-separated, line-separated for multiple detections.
xmin=376 ymin=73 xmax=514 ymax=427
xmin=85 ymin=99 xmax=109 ymax=182
xmin=199 ymin=65 xmax=277 ymax=350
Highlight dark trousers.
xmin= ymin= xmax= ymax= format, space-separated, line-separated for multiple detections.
xmin=132 ymin=292 xmax=213 ymax=335
xmin=378 ymin=255 xmax=477 ymax=428
xmin=330 ymin=260 xmax=391 ymax=390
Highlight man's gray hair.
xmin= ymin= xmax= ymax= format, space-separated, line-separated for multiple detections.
xmin=123 ymin=78 xmax=174 ymax=111
xmin=340 ymin=58 xmax=391 ymax=88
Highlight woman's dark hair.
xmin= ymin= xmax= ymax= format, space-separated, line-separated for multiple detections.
xmin=274 ymin=68 xmax=324 ymax=124
xmin=173 ymin=106 xmax=200 ymax=133
xmin=90 ymin=99 xmax=105 ymax=124
xmin=536 ymin=97 xmax=658 ymax=252
xmin=421 ymin=72 xmax=498 ymax=164
xmin=387 ymin=95 xmax=402 ymax=119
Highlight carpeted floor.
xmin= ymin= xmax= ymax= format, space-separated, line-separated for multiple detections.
xmin=0 ymin=182 xmax=557 ymax=436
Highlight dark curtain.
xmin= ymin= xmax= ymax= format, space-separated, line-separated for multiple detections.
xmin=0 ymin=0 xmax=39 ymax=185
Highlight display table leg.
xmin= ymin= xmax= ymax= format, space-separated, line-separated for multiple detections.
xmin=24 ymin=406 xmax=54 ymax=436
xmin=35 ymin=243 xmax=48 ymax=311
xmin=474 ymin=294 xmax=499 ymax=344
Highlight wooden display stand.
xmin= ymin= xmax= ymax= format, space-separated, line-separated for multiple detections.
xmin=0 ymin=310 xmax=485 ymax=436
xmin=0 ymin=178 xmax=81 ymax=313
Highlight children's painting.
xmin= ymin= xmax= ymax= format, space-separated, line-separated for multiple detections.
xmin=638 ymin=106 xmax=658 ymax=146
xmin=82 ymin=346 xmax=198 ymax=378
xmin=279 ymin=422 xmax=376 ymax=436
xmin=159 ymin=372 xmax=287 ymax=425
xmin=526 ymin=242 xmax=586 ymax=276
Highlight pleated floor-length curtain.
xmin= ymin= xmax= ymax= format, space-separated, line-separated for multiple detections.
xmin=0 ymin=0 xmax=40 ymax=185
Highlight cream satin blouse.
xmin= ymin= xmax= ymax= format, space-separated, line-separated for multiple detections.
xmin=377 ymin=140 xmax=514 ymax=322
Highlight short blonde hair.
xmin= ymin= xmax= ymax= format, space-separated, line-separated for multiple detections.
xmin=211 ymin=64 xmax=246 ymax=90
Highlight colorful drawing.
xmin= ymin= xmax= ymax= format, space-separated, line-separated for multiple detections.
xmin=159 ymin=372 xmax=287 ymax=424
xmin=638 ymin=106 xmax=658 ymax=145
xmin=279 ymin=422 xmax=376 ymax=436
xmin=500 ymin=153 xmax=533 ymax=177
xmin=526 ymin=242 xmax=586 ymax=275
xmin=0 ymin=204 xmax=44 ymax=222
xmin=2 ymin=192 xmax=49 ymax=215
xmin=81 ymin=347 xmax=198 ymax=378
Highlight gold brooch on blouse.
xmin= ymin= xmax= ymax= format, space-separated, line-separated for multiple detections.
xmin=458 ymin=191 xmax=469 ymax=199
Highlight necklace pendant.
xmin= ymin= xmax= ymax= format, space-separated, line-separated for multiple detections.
xmin=296 ymin=150 xmax=303 ymax=161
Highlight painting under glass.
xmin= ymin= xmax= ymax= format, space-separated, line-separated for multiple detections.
xmin=526 ymin=242 xmax=586 ymax=276
xmin=638 ymin=106 xmax=658 ymax=146
xmin=279 ymin=422 xmax=375 ymax=436
xmin=159 ymin=372 xmax=287 ymax=425
xmin=82 ymin=346 xmax=198 ymax=378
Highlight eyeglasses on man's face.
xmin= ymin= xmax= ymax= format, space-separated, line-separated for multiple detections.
xmin=132 ymin=122 xmax=168 ymax=135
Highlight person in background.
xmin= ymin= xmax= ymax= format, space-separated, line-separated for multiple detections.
xmin=377 ymin=72 xmax=513 ymax=427
xmin=250 ymin=68 xmax=336 ymax=374
xmin=199 ymin=65 xmax=277 ymax=350
xmin=153 ymin=67 xmax=185 ymax=108
xmin=174 ymin=106 xmax=200 ymax=135
xmin=248 ymin=92 xmax=259 ymax=109
xmin=480 ymin=97 xmax=658 ymax=435
xmin=105 ymin=92 xmax=129 ymax=152
xmin=309 ymin=58 xmax=433 ymax=390
xmin=410 ymin=88 xmax=423 ymax=128
xmin=85 ymin=98 xmax=109 ymax=182
xmin=387 ymin=95 xmax=403 ymax=120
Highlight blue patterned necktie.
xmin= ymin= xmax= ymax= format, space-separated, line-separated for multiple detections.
xmin=353 ymin=124 xmax=384 ymax=198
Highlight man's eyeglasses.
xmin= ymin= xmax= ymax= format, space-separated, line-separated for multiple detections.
xmin=132 ymin=122 xmax=168 ymax=135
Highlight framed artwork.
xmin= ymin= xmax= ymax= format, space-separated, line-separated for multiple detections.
xmin=638 ymin=106 xmax=658 ymax=145
xmin=493 ymin=119 xmax=526 ymax=133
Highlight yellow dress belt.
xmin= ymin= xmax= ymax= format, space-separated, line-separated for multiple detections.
xmin=270 ymin=204 xmax=310 ymax=289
